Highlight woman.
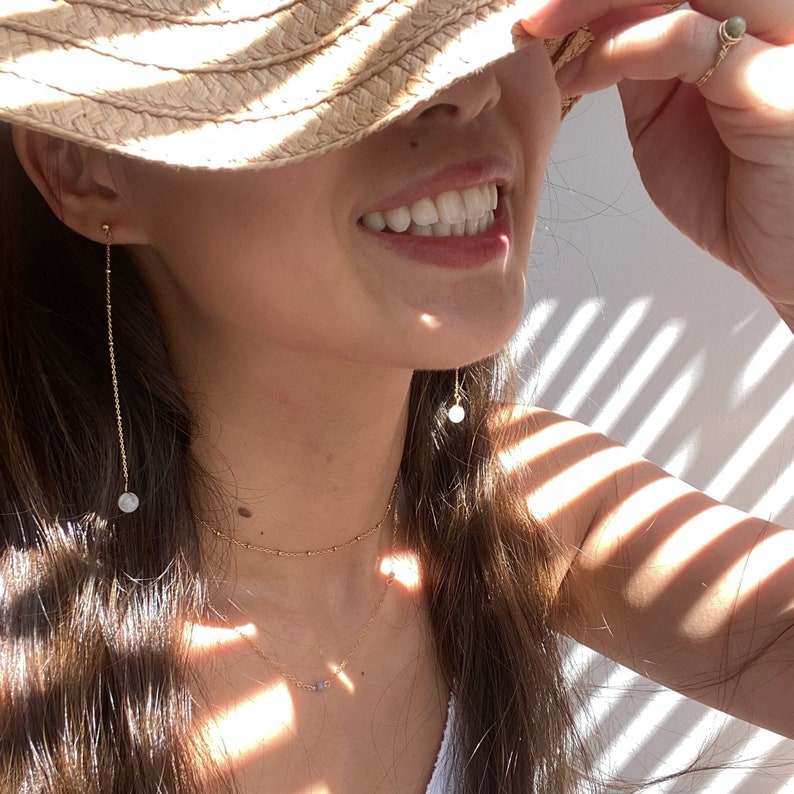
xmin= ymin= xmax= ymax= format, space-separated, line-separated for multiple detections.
xmin=0 ymin=0 xmax=792 ymax=791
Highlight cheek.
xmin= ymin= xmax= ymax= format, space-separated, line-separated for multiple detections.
xmin=170 ymin=170 xmax=330 ymax=279
xmin=126 ymin=158 xmax=411 ymax=365
xmin=499 ymin=43 xmax=561 ymax=178
xmin=134 ymin=180 xmax=350 ymax=347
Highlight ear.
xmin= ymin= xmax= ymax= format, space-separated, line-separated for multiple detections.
xmin=11 ymin=126 xmax=146 ymax=245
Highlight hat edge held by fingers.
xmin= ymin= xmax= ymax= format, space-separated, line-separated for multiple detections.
xmin=0 ymin=0 xmax=592 ymax=170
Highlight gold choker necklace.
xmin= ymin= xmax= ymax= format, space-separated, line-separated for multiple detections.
xmin=217 ymin=512 xmax=398 ymax=693
xmin=196 ymin=483 xmax=398 ymax=557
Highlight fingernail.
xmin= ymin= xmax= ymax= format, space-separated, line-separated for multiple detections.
xmin=519 ymin=0 xmax=554 ymax=26
xmin=555 ymin=55 xmax=584 ymax=88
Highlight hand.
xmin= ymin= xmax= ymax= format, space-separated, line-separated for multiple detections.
xmin=521 ymin=1 xmax=794 ymax=324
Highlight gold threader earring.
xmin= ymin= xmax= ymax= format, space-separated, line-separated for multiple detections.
xmin=102 ymin=223 xmax=139 ymax=514
xmin=447 ymin=368 xmax=465 ymax=424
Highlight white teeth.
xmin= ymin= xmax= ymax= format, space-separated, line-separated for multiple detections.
xmin=488 ymin=183 xmax=498 ymax=210
xmin=478 ymin=184 xmax=491 ymax=212
xmin=436 ymin=191 xmax=467 ymax=225
xmin=463 ymin=186 xmax=485 ymax=219
xmin=383 ymin=206 xmax=411 ymax=233
xmin=409 ymin=197 xmax=439 ymax=226
xmin=361 ymin=210 xmax=386 ymax=232
xmin=360 ymin=181 xmax=500 ymax=237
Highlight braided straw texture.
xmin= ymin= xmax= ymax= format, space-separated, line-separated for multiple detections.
xmin=0 ymin=0 xmax=591 ymax=169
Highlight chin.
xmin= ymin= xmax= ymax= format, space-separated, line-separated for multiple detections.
xmin=400 ymin=299 xmax=525 ymax=370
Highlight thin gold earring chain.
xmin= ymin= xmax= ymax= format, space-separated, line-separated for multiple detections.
xmin=102 ymin=223 xmax=130 ymax=493
xmin=196 ymin=482 xmax=398 ymax=557
xmin=219 ymin=513 xmax=398 ymax=693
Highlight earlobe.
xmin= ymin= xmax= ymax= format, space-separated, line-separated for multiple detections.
xmin=10 ymin=126 xmax=140 ymax=244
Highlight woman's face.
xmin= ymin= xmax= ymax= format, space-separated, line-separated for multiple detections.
xmin=122 ymin=41 xmax=560 ymax=372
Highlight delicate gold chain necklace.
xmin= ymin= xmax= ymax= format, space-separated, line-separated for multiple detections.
xmin=196 ymin=483 xmax=397 ymax=557
xmin=219 ymin=513 xmax=398 ymax=693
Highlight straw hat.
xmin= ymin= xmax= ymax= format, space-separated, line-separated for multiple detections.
xmin=0 ymin=0 xmax=591 ymax=170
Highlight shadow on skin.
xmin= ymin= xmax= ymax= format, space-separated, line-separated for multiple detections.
xmin=496 ymin=404 xmax=794 ymax=738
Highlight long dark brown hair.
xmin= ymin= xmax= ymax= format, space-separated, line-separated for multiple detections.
xmin=0 ymin=122 xmax=588 ymax=792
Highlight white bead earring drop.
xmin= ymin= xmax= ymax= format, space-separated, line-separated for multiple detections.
xmin=447 ymin=368 xmax=465 ymax=424
xmin=103 ymin=223 xmax=139 ymax=514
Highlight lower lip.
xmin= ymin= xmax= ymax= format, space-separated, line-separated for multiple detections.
xmin=358 ymin=205 xmax=511 ymax=269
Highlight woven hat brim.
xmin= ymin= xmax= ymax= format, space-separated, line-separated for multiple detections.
xmin=0 ymin=0 xmax=591 ymax=170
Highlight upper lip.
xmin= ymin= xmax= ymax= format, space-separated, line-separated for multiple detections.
xmin=357 ymin=155 xmax=516 ymax=218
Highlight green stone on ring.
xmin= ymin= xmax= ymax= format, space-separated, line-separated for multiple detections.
xmin=724 ymin=16 xmax=746 ymax=41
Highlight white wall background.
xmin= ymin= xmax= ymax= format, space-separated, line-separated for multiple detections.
xmin=521 ymin=86 xmax=794 ymax=792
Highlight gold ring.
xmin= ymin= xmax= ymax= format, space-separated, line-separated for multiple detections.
xmin=696 ymin=16 xmax=747 ymax=87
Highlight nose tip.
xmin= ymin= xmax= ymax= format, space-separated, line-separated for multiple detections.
xmin=397 ymin=67 xmax=502 ymax=127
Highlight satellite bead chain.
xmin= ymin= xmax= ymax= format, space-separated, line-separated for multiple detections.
xmin=223 ymin=511 xmax=399 ymax=693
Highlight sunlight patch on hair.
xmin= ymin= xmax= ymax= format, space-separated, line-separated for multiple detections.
xmin=184 ymin=621 xmax=252 ymax=652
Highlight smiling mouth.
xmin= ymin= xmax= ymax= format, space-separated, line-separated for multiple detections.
xmin=360 ymin=182 xmax=499 ymax=238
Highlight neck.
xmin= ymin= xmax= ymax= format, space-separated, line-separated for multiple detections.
xmin=184 ymin=340 xmax=412 ymax=599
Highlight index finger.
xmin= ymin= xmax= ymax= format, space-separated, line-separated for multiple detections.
xmin=521 ymin=0 xmax=681 ymax=37
xmin=522 ymin=0 xmax=794 ymax=41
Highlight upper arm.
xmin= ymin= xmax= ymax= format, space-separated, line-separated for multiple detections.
xmin=497 ymin=404 xmax=794 ymax=739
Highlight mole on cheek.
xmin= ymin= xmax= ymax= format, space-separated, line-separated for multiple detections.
xmin=409 ymin=140 xmax=419 ymax=149
xmin=237 ymin=506 xmax=253 ymax=518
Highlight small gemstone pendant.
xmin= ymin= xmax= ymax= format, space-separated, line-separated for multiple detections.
xmin=118 ymin=491 xmax=140 ymax=513
xmin=315 ymin=681 xmax=325 ymax=692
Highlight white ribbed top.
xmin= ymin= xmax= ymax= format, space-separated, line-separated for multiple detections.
xmin=426 ymin=697 xmax=456 ymax=793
